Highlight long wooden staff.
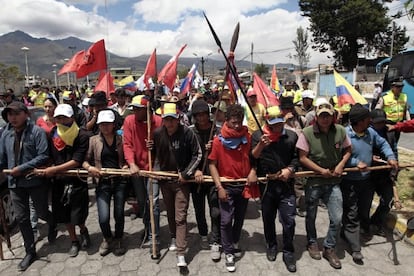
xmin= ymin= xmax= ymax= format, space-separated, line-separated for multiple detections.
xmin=4 ymin=164 xmax=413 ymax=182
xmin=147 ymin=101 xmax=159 ymax=259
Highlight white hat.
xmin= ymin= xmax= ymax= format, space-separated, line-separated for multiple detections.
xmin=97 ymin=110 xmax=115 ymax=124
xmin=54 ymin=104 xmax=74 ymax=118
xmin=172 ymin=87 xmax=180 ymax=93
xmin=301 ymin=89 xmax=316 ymax=99
xmin=81 ymin=97 xmax=90 ymax=106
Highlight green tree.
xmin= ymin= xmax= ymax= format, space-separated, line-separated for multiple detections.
xmin=373 ymin=23 xmax=409 ymax=56
xmin=0 ymin=63 xmax=22 ymax=90
xmin=299 ymin=0 xmax=396 ymax=70
xmin=178 ymin=66 xmax=189 ymax=80
xmin=292 ymin=27 xmax=311 ymax=74
xmin=254 ymin=63 xmax=268 ymax=78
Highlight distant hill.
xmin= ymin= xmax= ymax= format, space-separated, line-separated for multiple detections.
xmin=0 ymin=30 xmax=294 ymax=83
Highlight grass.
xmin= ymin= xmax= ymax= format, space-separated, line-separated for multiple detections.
xmin=394 ymin=149 xmax=414 ymax=219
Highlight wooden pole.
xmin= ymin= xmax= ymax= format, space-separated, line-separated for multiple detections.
xmin=147 ymin=102 xmax=159 ymax=259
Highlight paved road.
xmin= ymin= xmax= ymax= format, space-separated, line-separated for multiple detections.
xmin=0 ymin=190 xmax=413 ymax=275
xmin=398 ymin=132 xmax=414 ymax=151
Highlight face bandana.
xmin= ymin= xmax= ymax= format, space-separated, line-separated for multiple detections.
xmin=218 ymin=122 xmax=248 ymax=149
xmin=262 ymin=124 xmax=282 ymax=143
xmin=52 ymin=122 xmax=79 ymax=151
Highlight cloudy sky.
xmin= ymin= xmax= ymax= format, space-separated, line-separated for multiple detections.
xmin=0 ymin=0 xmax=412 ymax=67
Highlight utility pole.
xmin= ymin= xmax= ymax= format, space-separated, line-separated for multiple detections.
xmin=390 ymin=21 xmax=396 ymax=58
xmin=250 ymin=43 xmax=254 ymax=82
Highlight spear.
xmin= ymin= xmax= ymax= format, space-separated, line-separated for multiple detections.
xmin=203 ymin=12 xmax=263 ymax=134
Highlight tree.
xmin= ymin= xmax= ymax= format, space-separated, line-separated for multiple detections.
xmin=406 ymin=0 xmax=414 ymax=20
xmin=0 ymin=63 xmax=22 ymax=91
xmin=254 ymin=63 xmax=268 ymax=78
xmin=373 ymin=23 xmax=409 ymax=56
xmin=299 ymin=0 xmax=398 ymax=70
xmin=292 ymin=27 xmax=311 ymax=74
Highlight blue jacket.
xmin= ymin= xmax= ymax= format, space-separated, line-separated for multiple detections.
xmin=0 ymin=120 xmax=49 ymax=188
xmin=344 ymin=125 xmax=396 ymax=180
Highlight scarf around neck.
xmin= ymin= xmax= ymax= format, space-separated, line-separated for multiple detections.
xmin=53 ymin=122 xmax=79 ymax=151
xmin=218 ymin=122 xmax=248 ymax=149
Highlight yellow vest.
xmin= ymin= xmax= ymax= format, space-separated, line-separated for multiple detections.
xmin=281 ymin=90 xmax=295 ymax=98
xmin=382 ymin=91 xmax=407 ymax=122
xmin=294 ymin=90 xmax=302 ymax=104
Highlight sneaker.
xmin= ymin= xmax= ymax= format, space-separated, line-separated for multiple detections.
xmin=225 ymin=254 xmax=236 ymax=272
xmin=352 ymin=251 xmax=364 ymax=264
xmin=169 ymin=238 xmax=177 ymax=251
xmin=99 ymin=238 xmax=112 ymax=256
xmin=200 ymin=235 xmax=209 ymax=250
xmin=80 ymin=228 xmax=91 ymax=249
xmin=233 ymin=243 xmax=242 ymax=258
xmin=283 ymin=253 xmax=296 ymax=273
xmin=112 ymin=238 xmax=126 ymax=256
xmin=17 ymin=253 xmax=37 ymax=271
xmin=210 ymin=242 xmax=221 ymax=262
xmin=68 ymin=241 xmax=80 ymax=257
xmin=177 ymin=255 xmax=187 ymax=267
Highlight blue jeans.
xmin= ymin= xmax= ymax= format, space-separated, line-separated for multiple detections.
xmin=305 ymin=183 xmax=343 ymax=249
xmin=96 ymin=178 xmax=127 ymax=239
xmin=131 ymin=175 xmax=160 ymax=240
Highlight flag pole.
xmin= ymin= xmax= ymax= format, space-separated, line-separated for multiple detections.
xmin=203 ymin=12 xmax=263 ymax=134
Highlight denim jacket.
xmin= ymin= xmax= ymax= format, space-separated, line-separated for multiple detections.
xmin=0 ymin=120 xmax=49 ymax=188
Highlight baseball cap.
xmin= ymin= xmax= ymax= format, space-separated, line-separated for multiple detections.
xmin=54 ymin=104 xmax=74 ymax=118
xmin=97 ymin=110 xmax=115 ymax=124
xmin=161 ymin=103 xmax=179 ymax=119
xmin=172 ymin=87 xmax=180 ymax=94
xmin=62 ymin=90 xmax=75 ymax=101
xmin=246 ymin=88 xmax=257 ymax=97
xmin=129 ymin=95 xmax=149 ymax=108
xmin=301 ymin=89 xmax=316 ymax=99
xmin=370 ymin=109 xmax=387 ymax=123
xmin=314 ymin=98 xmax=334 ymax=116
xmin=192 ymin=100 xmax=210 ymax=115
xmin=266 ymin=106 xmax=285 ymax=124
xmin=1 ymin=101 xmax=29 ymax=122
xmin=212 ymin=101 xmax=227 ymax=113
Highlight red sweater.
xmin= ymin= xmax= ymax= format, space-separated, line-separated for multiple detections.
xmin=123 ymin=114 xmax=162 ymax=170
xmin=394 ymin=119 xmax=414 ymax=133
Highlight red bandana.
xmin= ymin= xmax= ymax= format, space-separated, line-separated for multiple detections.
xmin=221 ymin=122 xmax=248 ymax=138
xmin=262 ymin=125 xmax=282 ymax=143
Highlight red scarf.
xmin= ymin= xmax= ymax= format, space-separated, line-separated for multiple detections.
xmin=262 ymin=125 xmax=282 ymax=143
xmin=221 ymin=122 xmax=248 ymax=138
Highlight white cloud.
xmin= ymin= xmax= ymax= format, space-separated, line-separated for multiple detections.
xmin=0 ymin=0 xmax=412 ymax=70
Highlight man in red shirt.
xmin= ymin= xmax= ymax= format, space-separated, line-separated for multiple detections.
xmin=123 ymin=95 xmax=162 ymax=254
xmin=208 ymin=104 xmax=257 ymax=273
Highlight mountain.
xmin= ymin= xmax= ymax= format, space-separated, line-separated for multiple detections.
xmin=0 ymin=30 xmax=292 ymax=83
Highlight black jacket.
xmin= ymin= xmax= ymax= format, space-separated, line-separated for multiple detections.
xmin=153 ymin=124 xmax=202 ymax=180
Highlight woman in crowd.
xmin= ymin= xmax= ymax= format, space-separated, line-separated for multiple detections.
xmin=83 ymin=109 xmax=128 ymax=256
xmin=36 ymin=96 xmax=58 ymax=135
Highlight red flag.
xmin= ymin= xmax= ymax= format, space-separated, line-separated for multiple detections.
xmin=253 ymin=73 xmax=279 ymax=108
xmin=143 ymin=49 xmax=157 ymax=89
xmin=76 ymin=39 xmax=107 ymax=78
xmin=94 ymin=71 xmax=115 ymax=97
xmin=58 ymin=50 xmax=85 ymax=76
xmin=225 ymin=52 xmax=243 ymax=104
xmin=158 ymin=44 xmax=187 ymax=90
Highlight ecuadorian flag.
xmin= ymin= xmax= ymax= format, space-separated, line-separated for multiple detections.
xmin=334 ymin=70 xmax=367 ymax=106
